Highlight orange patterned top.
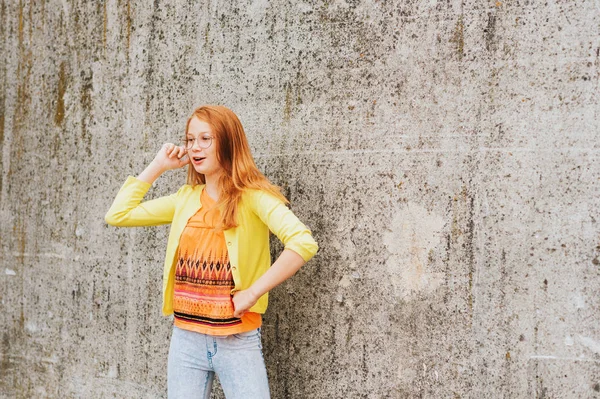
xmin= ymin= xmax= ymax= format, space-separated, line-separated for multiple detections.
xmin=172 ymin=189 xmax=261 ymax=335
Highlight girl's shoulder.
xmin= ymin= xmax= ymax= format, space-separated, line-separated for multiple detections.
xmin=240 ymin=187 xmax=268 ymax=200
xmin=174 ymin=182 xmax=204 ymax=197
xmin=240 ymin=188 xmax=287 ymax=209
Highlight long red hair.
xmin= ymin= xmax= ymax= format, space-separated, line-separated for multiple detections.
xmin=184 ymin=105 xmax=288 ymax=230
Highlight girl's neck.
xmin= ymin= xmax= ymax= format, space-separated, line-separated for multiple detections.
xmin=203 ymin=173 xmax=221 ymax=201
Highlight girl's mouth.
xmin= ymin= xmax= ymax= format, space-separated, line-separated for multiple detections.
xmin=192 ymin=156 xmax=205 ymax=165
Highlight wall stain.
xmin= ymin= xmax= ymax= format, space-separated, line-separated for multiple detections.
xmin=27 ymin=0 xmax=32 ymax=40
xmin=125 ymin=0 xmax=132 ymax=59
xmin=450 ymin=15 xmax=464 ymax=60
xmin=80 ymin=68 xmax=93 ymax=157
xmin=345 ymin=315 xmax=353 ymax=345
xmin=18 ymin=0 xmax=23 ymax=48
xmin=143 ymin=0 xmax=162 ymax=115
xmin=484 ymin=13 xmax=497 ymax=52
xmin=11 ymin=211 xmax=27 ymax=332
xmin=1 ymin=332 xmax=11 ymax=374
xmin=283 ymin=81 xmax=292 ymax=121
xmin=466 ymin=187 xmax=475 ymax=319
xmin=449 ymin=184 xmax=475 ymax=325
xmin=40 ymin=0 xmax=46 ymax=28
xmin=55 ymin=62 xmax=66 ymax=126
xmin=9 ymin=0 xmax=32 ymax=178
xmin=103 ymin=1 xmax=108 ymax=52
xmin=0 ymin=107 xmax=3 ymax=193
xmin=0 ymin=8 xmax=5 ymax=194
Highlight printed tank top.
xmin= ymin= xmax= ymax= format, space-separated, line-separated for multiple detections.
xmin=172 ymin=189 xmax=261 ymax=335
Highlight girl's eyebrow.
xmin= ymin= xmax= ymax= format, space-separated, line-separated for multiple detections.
xmin=186 ymin=131 xmax=211 ymax=136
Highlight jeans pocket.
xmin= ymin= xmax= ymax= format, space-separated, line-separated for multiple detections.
xmin=232 ymin=328 xmax=259 ymax=341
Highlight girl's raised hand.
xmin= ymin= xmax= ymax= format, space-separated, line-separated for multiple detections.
xmin=153 ymin=143 xmax=190 ymax=171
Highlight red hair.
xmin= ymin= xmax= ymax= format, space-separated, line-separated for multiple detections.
xmin=184 ymin=105 xmax=288 ymax=230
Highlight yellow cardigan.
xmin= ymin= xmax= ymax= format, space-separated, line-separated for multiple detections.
xmin=105 ymin=176 xmax=318 ymax=316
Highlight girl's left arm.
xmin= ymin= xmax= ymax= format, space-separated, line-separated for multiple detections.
xmin=104 ymin=176 xmax=179 ymax=227
xmin=233 ymin=249 xmax=306 ymax=317
xmin=232 ymin=190 xmax=318 ymax=317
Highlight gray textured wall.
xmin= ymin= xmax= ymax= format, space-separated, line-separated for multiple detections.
xmin=1 ymin=0 xmax=599 ymax=398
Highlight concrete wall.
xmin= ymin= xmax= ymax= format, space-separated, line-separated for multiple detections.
xmin=1 ymin=0 xmax=599 ymax=398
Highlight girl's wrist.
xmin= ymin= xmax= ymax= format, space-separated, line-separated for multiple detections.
xmin=149 ymin=159 xmax=166 ymax=172
xmin=247 ymin=285 xmax=263 ymax=302
xmin=138 ymin=161 xmax=165 ymax=184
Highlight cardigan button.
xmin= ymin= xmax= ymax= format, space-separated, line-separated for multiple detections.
xmin=227 ymin=242 xmax=232 ymax=246
xmin=232 ymin=266 xmax=237 ymax=270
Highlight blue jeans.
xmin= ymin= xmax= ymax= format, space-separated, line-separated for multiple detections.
xmin=167 ymin=325 xmax=270 ymax=399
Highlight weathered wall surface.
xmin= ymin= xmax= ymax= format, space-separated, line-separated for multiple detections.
xmin=1 ymin=0 xmax=599 ymax=398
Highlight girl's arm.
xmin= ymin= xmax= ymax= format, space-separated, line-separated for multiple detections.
xmin=104 ymin=143 xmax=189 ymax=227
xmin=137 ymin=159 xmax=166 ymax=185
xmin=232 ymin=249 xmax=305 ymax=317
xmin=232 ymin=190 xmax=318 ymax=317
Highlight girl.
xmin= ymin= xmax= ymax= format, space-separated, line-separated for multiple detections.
xmin=105 ymin=105 xmax=318 ymax=398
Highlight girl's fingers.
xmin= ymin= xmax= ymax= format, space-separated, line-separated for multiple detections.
xmin=162 ymin=143 xmax=186 ymax=161
xmin=180 ymin=154 xmax=190 ymax=166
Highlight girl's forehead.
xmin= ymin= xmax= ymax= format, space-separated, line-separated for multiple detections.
xmin=188 ymin=117 xmax=212 ymax=134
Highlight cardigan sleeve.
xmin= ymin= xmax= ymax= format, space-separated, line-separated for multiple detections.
xmin=104 ymin=176 xmax=181 ymax=227
xmin=248 ymin=190 xmax=319 ymax=262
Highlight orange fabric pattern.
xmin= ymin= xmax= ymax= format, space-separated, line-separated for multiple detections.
xmin=173 ymin=189 xmax=261 ymax=336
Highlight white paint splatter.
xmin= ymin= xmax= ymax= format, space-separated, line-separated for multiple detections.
xmin=383 ymin=202 xmax=445 ymax=299
xmin=108 ymin=364 xmax=119 ymax=379
xmin=25 ymin=321 xmax=38 ymax=333
xmin=75 ymin=226 xmax=86 ymax=237
xmin=338 ymin=275 xmax=351 ymax=288
xmin=571 ymin=294 xmax=586 ymax=309
xmin=5 ymin=268 xmax=16 ymax=276
xmin=564 ymin=335 xmax=574 ymax=346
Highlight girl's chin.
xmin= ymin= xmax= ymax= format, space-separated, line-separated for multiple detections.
xmin=193 ymin=165 xmax=220 ymax=176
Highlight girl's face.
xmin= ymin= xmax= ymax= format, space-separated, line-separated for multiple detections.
xmin=186 ymin=117 xmax=223 ymax=178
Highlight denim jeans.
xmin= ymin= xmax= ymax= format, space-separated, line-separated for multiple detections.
xmin=167 ymin=325 xmax=270 ymax=399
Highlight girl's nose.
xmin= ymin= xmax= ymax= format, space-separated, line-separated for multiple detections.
xmin=191 ymin=139 xmax=203 ymax=151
